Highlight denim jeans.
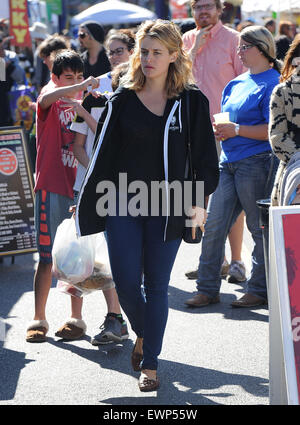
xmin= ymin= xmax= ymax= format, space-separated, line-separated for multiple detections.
xmin=196 ymin=152 xmax=279 ymax=300
xmin=105 ymin=213 xmax=181 ymax=370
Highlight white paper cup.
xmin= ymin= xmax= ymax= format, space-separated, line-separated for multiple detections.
xmin=213 ymin=112 xmax=230 ymax=124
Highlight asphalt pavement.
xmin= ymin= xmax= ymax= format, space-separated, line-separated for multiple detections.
xmin=0 ymin=223 xmax=270 ymax=406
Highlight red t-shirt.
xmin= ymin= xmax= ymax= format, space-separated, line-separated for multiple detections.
xmin=34 ymin=92 xmax=78 ymax=199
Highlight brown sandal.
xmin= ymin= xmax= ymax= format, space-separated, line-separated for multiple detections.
xmin=26 ymin=320 xmax=49 ymax=343
xmin=138 ymin=373 xmax=160 ymax=392
xmin=131 ymin=340 xmax=143 ymax=371
xmin=55 ymin=318 xmax=87 ymax=340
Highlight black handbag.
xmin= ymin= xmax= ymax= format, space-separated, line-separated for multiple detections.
xmin=183 ymin=91 xmax=203 ymax=244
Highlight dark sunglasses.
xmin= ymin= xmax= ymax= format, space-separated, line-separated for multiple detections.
xmin=78 ymin=32 xmax=87 ymax=39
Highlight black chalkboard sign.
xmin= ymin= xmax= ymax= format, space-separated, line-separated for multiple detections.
xmin=0 ymin=126 xmax=37 ymax=256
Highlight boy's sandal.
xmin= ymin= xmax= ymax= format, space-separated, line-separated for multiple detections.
xmin=138 ymin=373 xmax=160 ymax=392
xmin=55 ymin=318 xmax=87 ymax=340
xmin=26 ymin=320 xmax=49 ymax=343
xmin=131 ymin=340 xmax=143 ymax=372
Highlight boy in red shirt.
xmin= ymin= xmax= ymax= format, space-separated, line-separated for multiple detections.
xmin=26 ymin=50 xmax=98 ymax=342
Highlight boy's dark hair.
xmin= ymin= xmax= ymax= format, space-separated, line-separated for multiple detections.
xmin=52 ymin=49 xmax=84 ymax=77
xmin=38 ymin=35 xmax=69 ymax=58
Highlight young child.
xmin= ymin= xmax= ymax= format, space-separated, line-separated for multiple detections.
xmin=26 ymin=50 xmax=99 ymax=342
xmin=61 ymin=63 xmax=130 ymax=345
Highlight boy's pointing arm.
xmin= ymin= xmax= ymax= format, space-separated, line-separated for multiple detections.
xmin=38 ymin=76 xmax=99 ymax=110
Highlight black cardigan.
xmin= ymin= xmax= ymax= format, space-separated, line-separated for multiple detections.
xmin=75 ymin=86 xmax=219 ymax=241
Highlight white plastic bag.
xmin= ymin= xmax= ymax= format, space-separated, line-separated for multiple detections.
xmin=94 ymin=232 xmax=111 ymax=272
xmin=55 ymin=232 xmax=115 ymax=297
xmin=52 ymin=218 xmax=96 ymax=284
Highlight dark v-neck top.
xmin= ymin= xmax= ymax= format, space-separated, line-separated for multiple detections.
xmin=113 ymin=90 xmax=173 ymax=187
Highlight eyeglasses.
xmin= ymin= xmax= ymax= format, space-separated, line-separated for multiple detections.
xmin=108 ymin=47 xmax=125 ymax=57
xmin=78 ymin=32 xmax=87 ymax=39
xmin=237 ymin=44 xmax=254 ymax=52
xmin=192 ymin=3 xmax=216 ymax=12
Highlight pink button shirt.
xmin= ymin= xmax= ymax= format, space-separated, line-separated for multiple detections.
xmin=183 ymin=21 xmax=245 ymax=122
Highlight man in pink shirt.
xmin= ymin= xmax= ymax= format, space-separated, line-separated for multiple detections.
xmin=183 ymin=0 xmax=247 ymax=290
xmin=182 ymin=0 xmax=244 ymax=123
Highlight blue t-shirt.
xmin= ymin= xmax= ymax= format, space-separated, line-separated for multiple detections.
xmin=219 ymin=68 xmax=280 ymax=163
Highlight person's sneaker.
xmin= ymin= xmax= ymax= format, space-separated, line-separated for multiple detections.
xmin=91 ymin=315 xmax=129 ymax=345
xmin=220 ymin=259 xmax=230 ymax=278
xmin=228 ymin=261 xmax=246 ymax=283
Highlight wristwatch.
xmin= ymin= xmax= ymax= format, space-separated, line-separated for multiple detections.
xmin=235 ymin=124 xmax=240 ymax=136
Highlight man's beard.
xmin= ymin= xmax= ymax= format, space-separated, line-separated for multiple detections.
xmin=197 ymin=15 xmax=211 ymax=28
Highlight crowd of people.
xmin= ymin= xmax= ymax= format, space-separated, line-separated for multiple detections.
xmin=1 ymin=0 xmax=300 ymax=393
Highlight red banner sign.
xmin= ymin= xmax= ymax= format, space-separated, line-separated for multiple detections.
xmin=9 ymin=0 xmax=31 ymax=47
xmin=282 ymin=213 xmax=300 ymax=402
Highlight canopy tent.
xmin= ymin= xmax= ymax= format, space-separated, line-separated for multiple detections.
xmin=71 ymin=0 xmax=157 ymax=27
xmin=0 ymin=0 xmax=9 ymax=20
xmin=241 ymin=0 xmax=300 ymax=14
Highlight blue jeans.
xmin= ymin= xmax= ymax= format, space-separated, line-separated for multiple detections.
xmin=105 ymin=214 xmax=181 ymax=370
xmin=196 ymin=152 xmax=278 ymax=300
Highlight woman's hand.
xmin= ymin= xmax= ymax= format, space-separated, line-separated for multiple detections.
xmin=188 ymin=206 xmax=207 ymax=238
xmin=214 ymin=122 xmax=237 ymax=141
xmin=90 ymin=90 xmax=102 ymax=98
xmin=213 ymin=123 xmax=224 ymax=142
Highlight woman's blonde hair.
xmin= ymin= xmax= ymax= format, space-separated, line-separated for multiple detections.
xmin=240 ymin=25 xmax=282 ymax=73
xmin=121 ymin=19 xmax=194 ymax=98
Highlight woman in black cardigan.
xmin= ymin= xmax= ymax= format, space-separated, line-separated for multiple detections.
xmin=76 ymin=19 xmax=219 ymax=391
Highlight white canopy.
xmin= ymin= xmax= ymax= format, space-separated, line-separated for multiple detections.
xmin=71 ymin=0 xmax=157 ymax=26
xmin=0 ymin=0 xmax=9 ymax=19
xmin=241 ymin=0 xmax=300 ymax=14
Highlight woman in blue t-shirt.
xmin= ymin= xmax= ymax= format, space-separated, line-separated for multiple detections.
xmin=186 ymin=26 xmax=281 ymax=309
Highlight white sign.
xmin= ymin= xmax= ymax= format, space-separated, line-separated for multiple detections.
xmin=269 ymin=206 xmax=300 ymax=405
